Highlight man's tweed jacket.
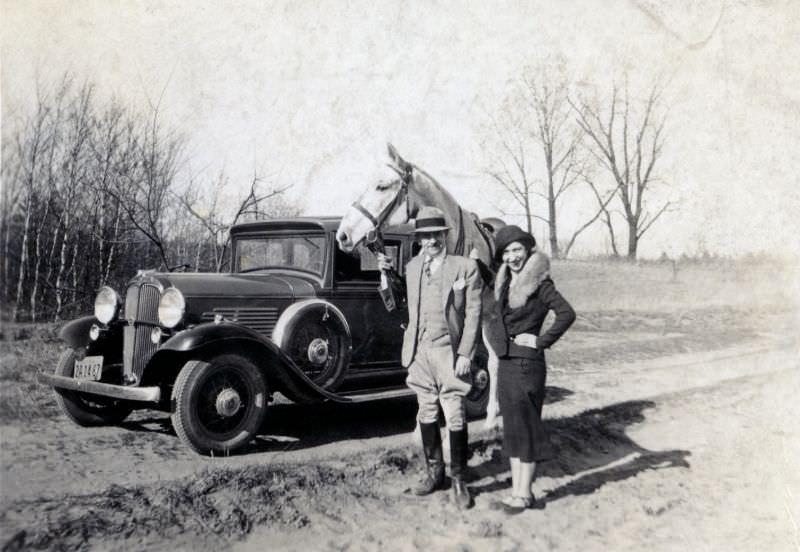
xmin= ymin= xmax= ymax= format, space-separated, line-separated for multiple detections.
xmin=401 ymin=253 xmax=483 ymax=368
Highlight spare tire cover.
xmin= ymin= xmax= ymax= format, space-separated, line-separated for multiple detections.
xmin=272 ymin=300 xmax=352 ymax=391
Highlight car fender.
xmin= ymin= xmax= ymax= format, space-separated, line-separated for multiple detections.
xmin=58 ymin=316 xmax=98 ymax=349
xmin=157 ymin=321 xmax=350 ymax=403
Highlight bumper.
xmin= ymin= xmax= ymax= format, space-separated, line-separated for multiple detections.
xmin=38 ymin=372 xmax=161 ymax=403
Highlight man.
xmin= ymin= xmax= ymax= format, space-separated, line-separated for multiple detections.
xmin=379 ymin=206 xmax=483 ymax=510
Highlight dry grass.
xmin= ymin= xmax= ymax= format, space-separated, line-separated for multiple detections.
xmin=0 ymin=324 xmax=62 ymax=423
xmin=554 ymin=255 xmax=800 ymax=313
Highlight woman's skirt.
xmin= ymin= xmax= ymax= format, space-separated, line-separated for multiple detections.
xmin=497 ymin=355 xmax=554 ymax=462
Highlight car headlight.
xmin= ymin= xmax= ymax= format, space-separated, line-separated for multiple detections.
xmin=94 ymin=286 xmax=120 ymax=324
xmin=158 ymin=287 xmax=185 ymax=328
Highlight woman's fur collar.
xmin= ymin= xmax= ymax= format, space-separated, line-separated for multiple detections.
xmin=494 ymin=249 xmax=551 ymax=308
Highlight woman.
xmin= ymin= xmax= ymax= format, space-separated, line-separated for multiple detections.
xmin=486 ymin=225 xmax=576 ymax=514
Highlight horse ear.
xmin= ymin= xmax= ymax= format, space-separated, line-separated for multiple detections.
xmin=387 ymin=143 xmax=410 ymax=172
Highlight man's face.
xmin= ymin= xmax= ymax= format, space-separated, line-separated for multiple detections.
xmin=417 ymin=231 xmax=447 ymax=258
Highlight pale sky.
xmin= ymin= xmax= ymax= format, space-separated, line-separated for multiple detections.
xmin=3 ymin=0 xmax=799 ymax=258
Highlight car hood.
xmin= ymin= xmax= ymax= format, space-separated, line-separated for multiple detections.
xmin=143 ymin=272 xmax=318 ymax=298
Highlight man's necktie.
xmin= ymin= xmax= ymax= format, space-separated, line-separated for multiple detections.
xmin=423 ymin=256 xmax=432 ymax=279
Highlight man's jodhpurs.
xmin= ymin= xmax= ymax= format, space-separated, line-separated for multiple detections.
xmin=406 ymin=342 xmax=472 ymax=431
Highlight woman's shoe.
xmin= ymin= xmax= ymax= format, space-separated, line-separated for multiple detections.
xmin=501 ymin=495 xmax=534 ymax=515
xmin=490 ymin=495 xmax=533 ymax=512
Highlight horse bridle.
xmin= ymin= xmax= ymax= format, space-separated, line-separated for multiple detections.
xmin=350 ymin=165 xmax=413 ymax=243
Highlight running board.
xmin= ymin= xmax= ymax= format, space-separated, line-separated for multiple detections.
xmin=336 ymin=387 xmax=414 ymax=403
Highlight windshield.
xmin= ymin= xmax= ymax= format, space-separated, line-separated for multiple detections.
xmin=235 ymin=235 xmax=326 ymax=276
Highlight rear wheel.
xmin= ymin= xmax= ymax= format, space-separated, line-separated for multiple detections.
xmin=464 ymin=356 xmax=491 ymax=419
xmin=171 ymin=354 xmax=268 ymax=455
xmin=53 ymin=349 xmax=133 ymax=426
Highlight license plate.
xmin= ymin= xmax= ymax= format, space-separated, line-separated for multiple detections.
xmin=74 ymin=356 xmax=103 ymax=380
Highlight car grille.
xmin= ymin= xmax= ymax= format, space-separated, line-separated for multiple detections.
xmin=123 ymin=282 xmax=161 ymax=383
xmin=201 ymin=307 xmax=279 ymax=336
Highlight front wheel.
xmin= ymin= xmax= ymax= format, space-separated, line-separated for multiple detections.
xmin=53 ymin=349 xmax=133 ymax=426
xmin=171 ymin=354 xmax=268 ymax=455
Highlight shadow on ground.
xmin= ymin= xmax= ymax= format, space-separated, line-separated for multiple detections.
xmin=115 ymin=385 xmax=574 ymax=455
xmin=468 ymin=400 xmax=691 ymax=506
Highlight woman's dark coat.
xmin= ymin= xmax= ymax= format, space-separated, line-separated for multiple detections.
xmin=485 ymin=251 xmax=576 ymax=358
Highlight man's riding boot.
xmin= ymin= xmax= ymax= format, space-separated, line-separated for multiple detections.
xmin=412 ymin=422 xmax=445 ymax=495
xmin=449 ymin=428 xmax=473 ymax=509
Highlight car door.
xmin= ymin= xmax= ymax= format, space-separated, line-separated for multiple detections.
xmin=329 ymin=237 xmax=407 ymax=374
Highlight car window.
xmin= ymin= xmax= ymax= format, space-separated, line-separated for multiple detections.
xmin=236 ymin=235 xmax=326 ymax=275
xmin=335 ymin=241 xmax=401 ymax=283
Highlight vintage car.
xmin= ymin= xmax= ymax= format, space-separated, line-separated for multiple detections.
xmin=39 ymin=217 xmax=491 ymax=455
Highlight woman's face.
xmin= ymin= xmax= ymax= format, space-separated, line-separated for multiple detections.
xmin=502 ymin=241 xmax=530 ymax=273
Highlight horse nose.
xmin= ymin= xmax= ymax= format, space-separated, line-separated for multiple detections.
xmin=336 ymin=230 xmax=352 ymax=249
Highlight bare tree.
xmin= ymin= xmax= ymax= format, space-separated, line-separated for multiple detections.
xmin=107 ymin=100 xmax=183 ymax=271
xmin=28 ymin=79 xmax=69 ymax=321
xmin=521 ymin=71 xmax=585 ymax=258
xmin=483 ymin=100 xmax=537 ymax=235
xmin=570 ymin=80 xmax=670 ymax=259
xmin=178 ymin=171 xmax=295 ymax=271
xmin=86 ymin=100 xmax=139 ymax=287
xmin=560 ymin=173 xmax=620 ymax=258
xmin=484 ymin=65 xmax=617 ymax=258
xmin=9 ymin=81 xmax=52 ymax=321
xmin=0 ymin=138 xmax=22 ymax=307
xmin=586 ymin=178 xmax=622 ymax=257
xmin=1 ymin=72 xmax=302 ymax=320
xmin=53 ymin=82 xmax=94 ymax=320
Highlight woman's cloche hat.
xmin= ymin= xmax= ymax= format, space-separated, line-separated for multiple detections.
xmin=493 ymin=224 xmax=536 ymax=263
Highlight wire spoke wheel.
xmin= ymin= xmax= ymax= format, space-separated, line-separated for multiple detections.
xmin=171 ymin=354 xmax=267 ymax=455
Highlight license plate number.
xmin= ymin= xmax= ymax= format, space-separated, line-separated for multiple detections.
xmin=74 ymin=356 xmax=103 ymax=380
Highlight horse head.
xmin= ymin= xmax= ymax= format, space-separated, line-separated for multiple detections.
xmin=336 ymin=144 xmax=421 ymax=252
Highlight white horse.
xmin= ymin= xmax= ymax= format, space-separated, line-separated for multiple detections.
xmin=336 ymin=144 xmax=504 ymax=429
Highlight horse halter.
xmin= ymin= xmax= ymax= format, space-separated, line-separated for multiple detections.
xmin=350 ymin=165 xmax=413 ymax=242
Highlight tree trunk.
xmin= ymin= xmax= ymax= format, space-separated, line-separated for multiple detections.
xmin=55 ymin=195 xmax=73 ymax=321
xmin=54 ymin=228 xmax=68 ymax=321
xmin=29 ymin=202 xmax=49 ymax=323
xmin=43 ymin=211 xmax=64 ymax=315
xmin=627 ymin=223 xmax=638 ymax=260
xmin=2 ymin=218 xmax=11 ymax=305
xmin=12 ymin=193 xmax=32 ymax=322
xmin=103 ymin=202 xmax=122 ymax=286
xmin=547 ymin=178 xmax=560 ymax=258
xmin=71 ymin=239 xmax=79 ymax=310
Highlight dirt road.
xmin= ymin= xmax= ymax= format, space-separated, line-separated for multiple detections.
xmin=228 ymin=337 xmax=800 ymax=552
xmin=2 ymin=327 xmax=798 ymax=551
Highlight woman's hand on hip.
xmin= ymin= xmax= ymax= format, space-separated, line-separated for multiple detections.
xmin=512 ymin=333 xmax=538 ymax=349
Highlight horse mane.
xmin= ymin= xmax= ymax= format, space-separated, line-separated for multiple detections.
xmin=408 ymin=165 xmax=495 ymax=273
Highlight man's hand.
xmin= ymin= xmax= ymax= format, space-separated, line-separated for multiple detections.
xmin=513 ymin=333 xmax=538 ymax=349
xmin=376 ymin=253 xmax=394 ymax=272
xmin=455 ymin=354 xmax=471 ymax=377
